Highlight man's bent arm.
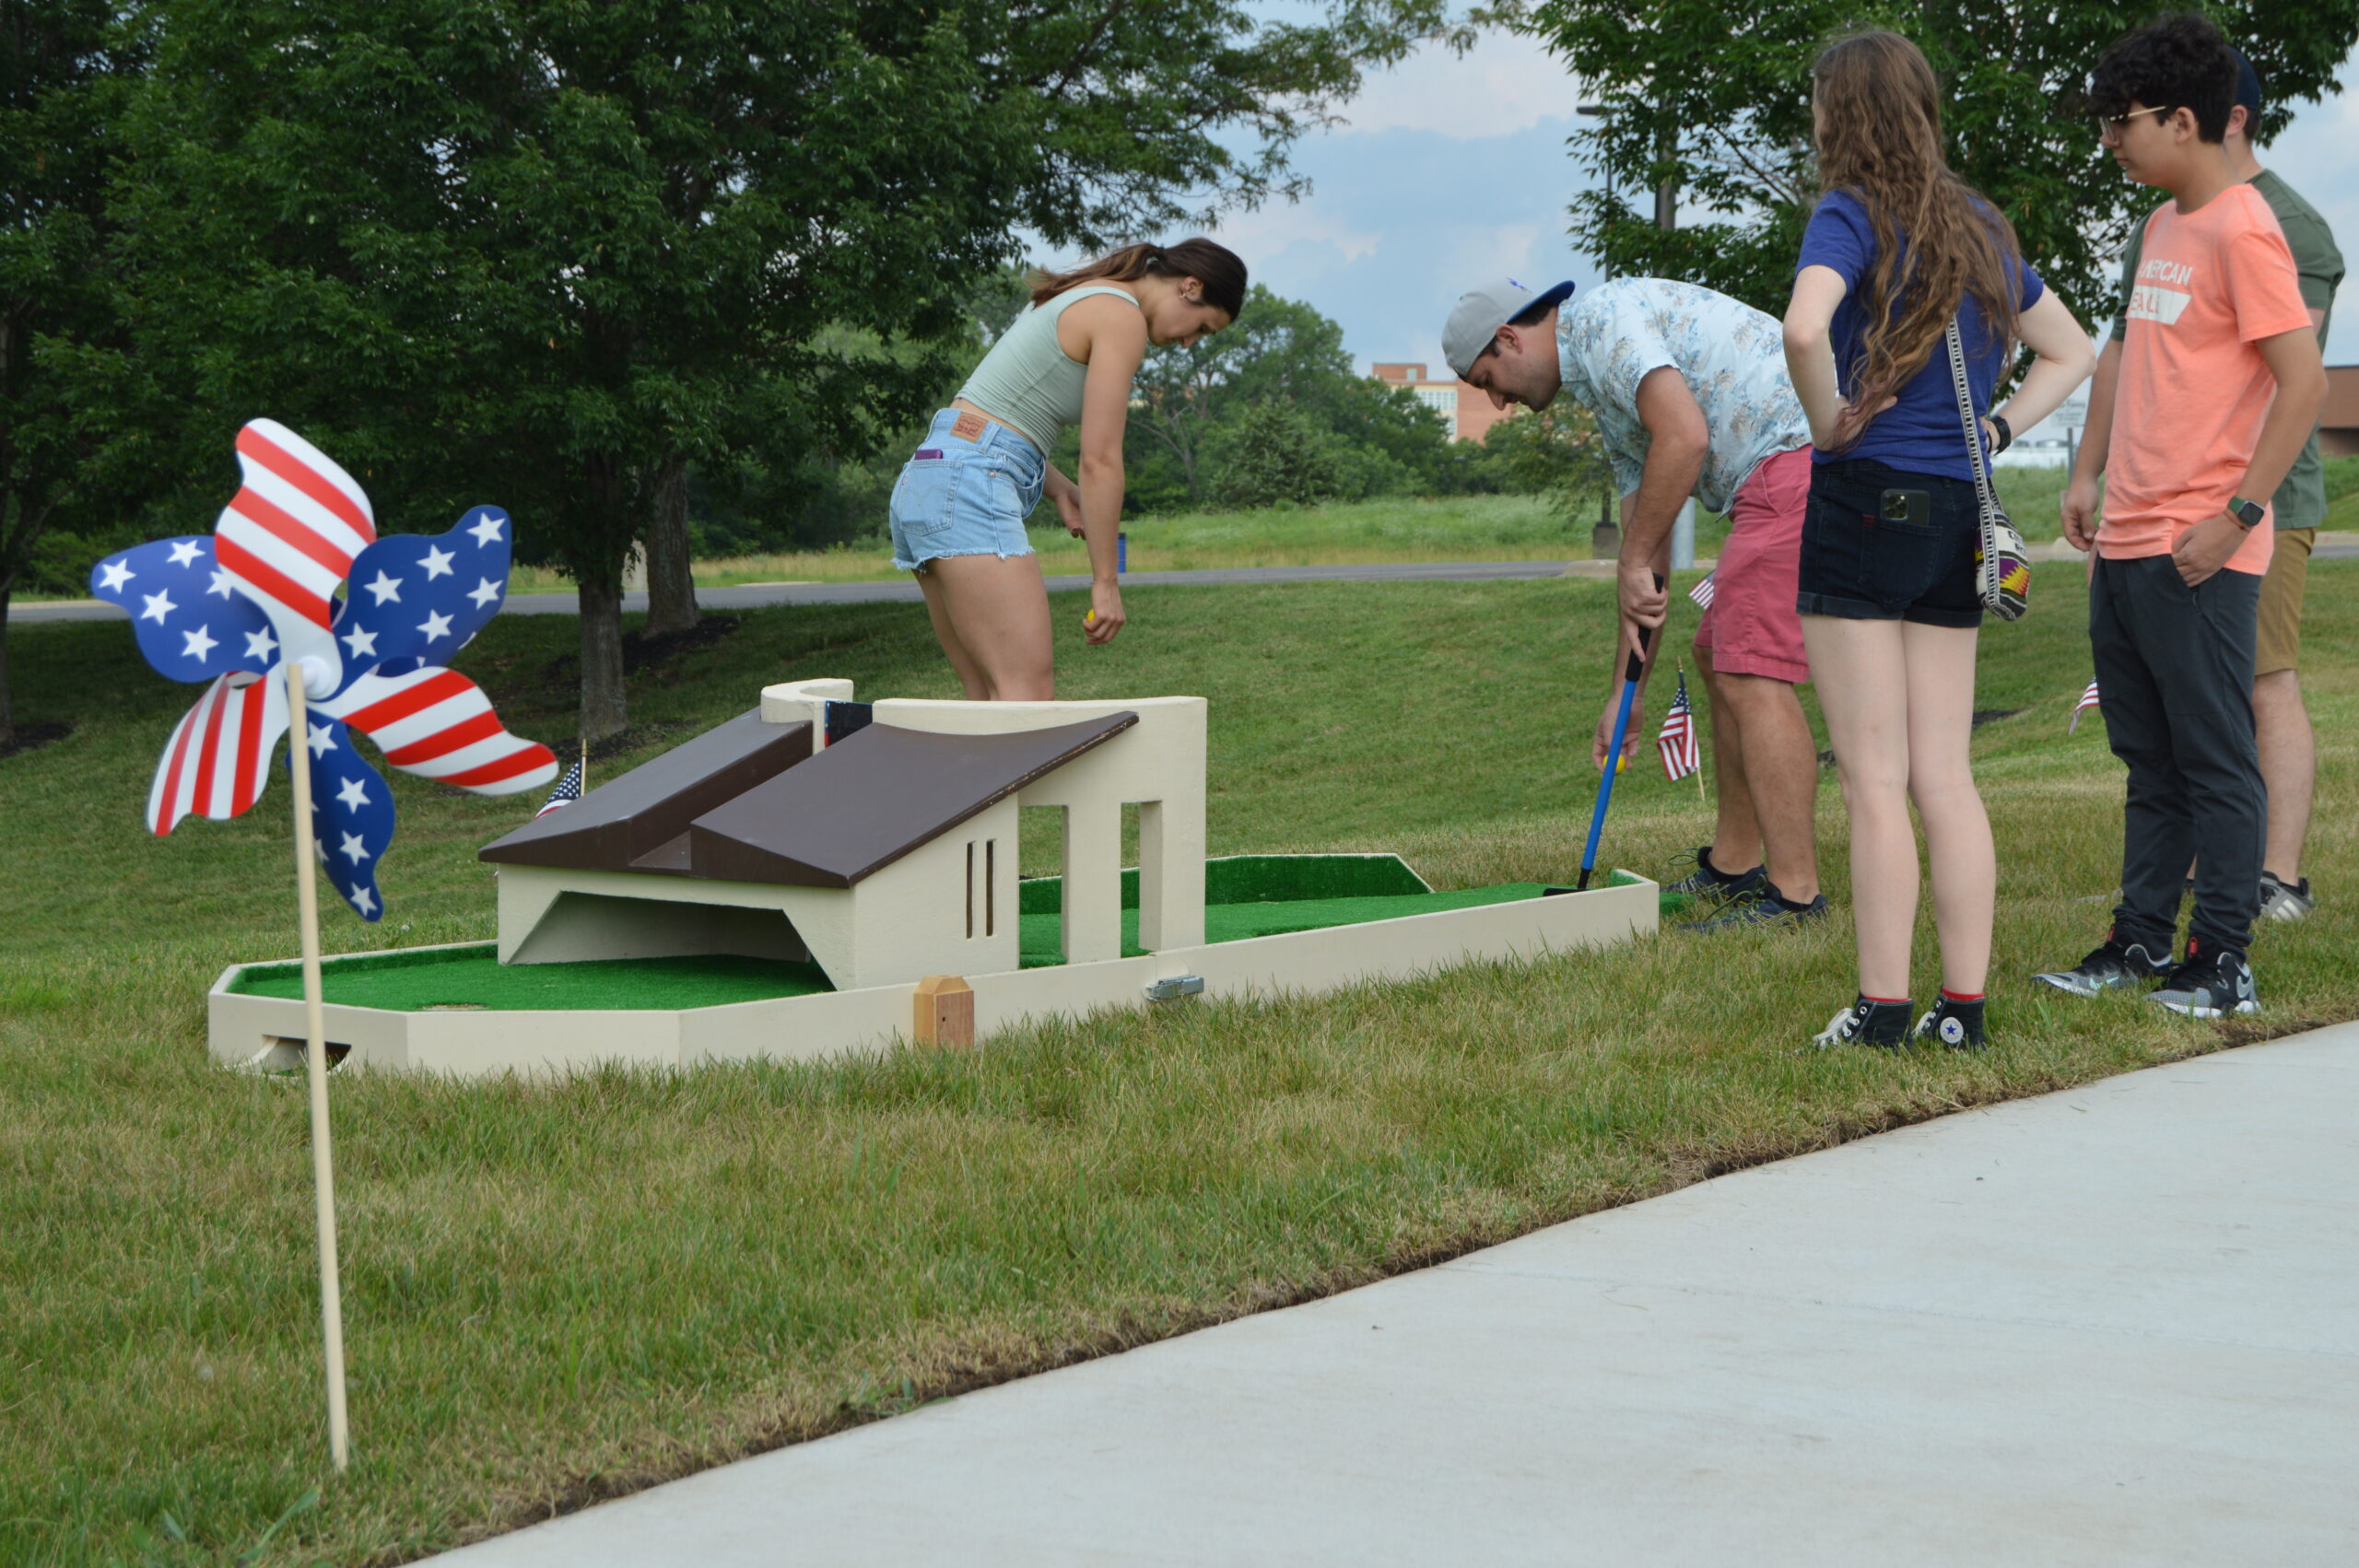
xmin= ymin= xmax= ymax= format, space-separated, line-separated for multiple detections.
xmin=1613 ymin=366 xmax=1708 ymax=672
xmin=2238 ymin=327 xmax=2329 ymax=508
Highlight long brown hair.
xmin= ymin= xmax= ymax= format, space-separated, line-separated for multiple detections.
xmin=1027 ymin=239 xmax=1248 ymax=320
xmin=1811 ymin=32 xmax=2024 ymax=438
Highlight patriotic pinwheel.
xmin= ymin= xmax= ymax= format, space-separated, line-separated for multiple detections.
xmin=90 ymin=418 xmax=557 ymax=919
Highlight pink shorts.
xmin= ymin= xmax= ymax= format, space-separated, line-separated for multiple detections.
xmin=1694 ymin=444 xmax=1810 ymax=684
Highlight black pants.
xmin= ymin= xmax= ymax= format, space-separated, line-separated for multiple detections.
xmin=2088 ymin=555 xmax=2264 ymax=956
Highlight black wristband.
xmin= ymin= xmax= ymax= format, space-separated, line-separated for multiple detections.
xmin=1989 ymin=414 xmax=2013 ymax=455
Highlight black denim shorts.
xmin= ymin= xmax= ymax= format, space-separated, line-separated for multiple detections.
xmin=1796 ymin=457 xmax=1984 ymax=629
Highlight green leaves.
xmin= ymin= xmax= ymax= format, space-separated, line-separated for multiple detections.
xmin=1504 ymin=1 xmax=2359 ymax=327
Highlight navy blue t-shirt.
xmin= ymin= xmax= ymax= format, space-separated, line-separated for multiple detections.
xmin=1798 ymin=188 xmax=2044 ymax=483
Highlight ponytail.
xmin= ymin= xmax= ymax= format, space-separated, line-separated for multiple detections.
xmin=1027 ymin=238 xmax=1248 ymax=320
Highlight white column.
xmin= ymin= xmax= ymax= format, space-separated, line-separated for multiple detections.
xmin=1061 ymin=797 xmax=1124 ymax=965
xmin=1134 ymin=797 xmax=1206 ymax=952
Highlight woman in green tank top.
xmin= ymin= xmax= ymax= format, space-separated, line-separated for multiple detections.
xmin=890 ymin=240 xmax=1246 ymax=699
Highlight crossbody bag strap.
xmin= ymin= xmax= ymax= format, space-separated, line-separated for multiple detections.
xmin=1945 ymin=317 xmax=1998 ymax=514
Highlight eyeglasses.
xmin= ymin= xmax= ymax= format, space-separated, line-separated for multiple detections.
xmin=2095 ymin=105 xmax=2171 ymax=141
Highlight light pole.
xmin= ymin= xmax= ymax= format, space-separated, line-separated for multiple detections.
xmin=1576 ymin=103 xmax=1618 ymax=558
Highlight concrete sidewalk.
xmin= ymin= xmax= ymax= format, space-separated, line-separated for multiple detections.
xmin=431 ymin=1025 xmax=2359 ymax=1566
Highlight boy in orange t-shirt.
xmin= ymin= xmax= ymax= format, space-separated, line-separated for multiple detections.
xmin=2037 ymin=14 xmax=2326 ymax=1018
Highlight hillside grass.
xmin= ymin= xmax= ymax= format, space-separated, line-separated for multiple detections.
xmin=4 ymin=564 xmax=2355 ymax=1564
xmin=499 ymin=467 xmax=2106 ymax=593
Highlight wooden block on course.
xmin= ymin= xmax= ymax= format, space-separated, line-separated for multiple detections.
xmin=913 ymin=974 xmax=974 ymax=1048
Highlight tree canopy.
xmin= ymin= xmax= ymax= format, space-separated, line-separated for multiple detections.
xmin=48 ymin=0 xmax=1464 ymax=739
xmin=1495 ymin=1 xmax=2359 ymax=325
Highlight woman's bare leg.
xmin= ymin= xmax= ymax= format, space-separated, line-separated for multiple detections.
xmin=916 ymin=568 xmax=993 ymax=700
xmin=917 ymin=554 xmax=1055 ymax=701
xmin=1901 ymin=621 xmax=1994 ymax=996
xmin=1802 ymin=614 xmax=1916 ymax=1000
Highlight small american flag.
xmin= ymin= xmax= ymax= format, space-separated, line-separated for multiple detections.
xmin=536 ymin=757 xmax=584 ymax=817
xmin=2069 ymin=679 xmax=2101 ymax=733
xmin=1689 ymin=573 xmax=1716 ymax=609
xmin=1658 ymin=667 xmax=1702 ymax=781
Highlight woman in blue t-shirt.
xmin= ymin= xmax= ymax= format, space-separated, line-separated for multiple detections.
xmin=1782 ymin=30 xmax=2094 ymax=1051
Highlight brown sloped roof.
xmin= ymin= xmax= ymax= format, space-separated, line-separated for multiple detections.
xmin=478 ymin=710 xmax=813 ymax=872
xmin=687 ymin=713 xmax=1137 ymax=887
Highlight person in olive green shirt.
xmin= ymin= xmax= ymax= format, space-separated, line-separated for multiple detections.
xmin=2104 ymin=48 xmax=2342 ymax=921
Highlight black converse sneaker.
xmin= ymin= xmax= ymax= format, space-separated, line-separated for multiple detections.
xmin=1661 ymin=846 xmax=1766 ymax=905
xmin=1911 ymin=993 xmax=1987 ymax=1049
xmin=1811 ymin=995 xmax=1912 ymax=1050
xmin=2030 ymin=931 xmax=2173 ymax=997
xmin=2150 ymin=941 xmax=2259 ymax=1020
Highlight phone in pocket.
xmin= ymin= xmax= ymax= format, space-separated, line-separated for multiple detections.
xmin=1879 ymin=488 xmax=1933 ymax=528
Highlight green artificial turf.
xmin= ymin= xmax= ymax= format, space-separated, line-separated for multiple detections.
xmin=229 ymin=947 xmax=836 ymax=1012
xmin=1017 ymin=881 xmax=1554 ymax=965
xmin=1018 ymin=851 xmax=1431 ymax=915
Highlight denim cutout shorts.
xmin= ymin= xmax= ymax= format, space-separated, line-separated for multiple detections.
xmin=1795 ymin=456 xmax=1984 ymax=629
xmin=889 ymin=409 xmax=1046 ymax=572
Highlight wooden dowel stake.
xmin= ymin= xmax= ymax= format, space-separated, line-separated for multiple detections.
xmin=286 ymin=660 xmax=351 ymax=1471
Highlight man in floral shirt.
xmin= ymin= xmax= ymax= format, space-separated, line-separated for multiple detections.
xmin=1446 ymin=275 xmax=1824 ymax=929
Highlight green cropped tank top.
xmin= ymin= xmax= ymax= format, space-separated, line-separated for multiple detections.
xmin=954 ymin=285 xmax=1140 ymax=451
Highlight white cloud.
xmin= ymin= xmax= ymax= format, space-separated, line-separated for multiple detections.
xmin=1332 ymin=30 xmax=1581 ymax=141
xmin=1203 ymin=205 xmax=1383 ymax=267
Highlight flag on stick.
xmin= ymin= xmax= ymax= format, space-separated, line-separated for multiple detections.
xmin=1658 ymin=665 xmax=1702 ymax=783
xmin=1689 ymin=573 xmax=1716 ymax=610
xmin=2069 ymin=679 xmax=2101 ymax=733
xmin=536 ymin=755 xmax=585 ymax=817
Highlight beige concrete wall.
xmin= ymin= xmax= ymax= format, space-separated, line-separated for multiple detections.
xmin=843 ymin=796 xmax=1020 ymax=989
xmin=875 ymin=695 xmax=1209 ymax=954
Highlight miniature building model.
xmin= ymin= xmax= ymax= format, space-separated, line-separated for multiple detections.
xmin=479 ymin=680 xmax=1209 ymax=992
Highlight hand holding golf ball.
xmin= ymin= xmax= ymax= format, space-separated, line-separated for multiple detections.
xmin=1084 ymin=584 xmax=1124 ymax=646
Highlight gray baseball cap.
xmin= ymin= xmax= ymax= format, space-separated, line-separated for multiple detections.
xmin=1442 ymin=276 xmax=1575 ymax=378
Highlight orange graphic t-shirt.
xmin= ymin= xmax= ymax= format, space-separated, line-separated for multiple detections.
xmin=2103 ymin=181 xmax=2311 ymax=575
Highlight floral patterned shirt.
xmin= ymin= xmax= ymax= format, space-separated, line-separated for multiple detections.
xmin=1555 ymin=278 xmax=1810 ymax=512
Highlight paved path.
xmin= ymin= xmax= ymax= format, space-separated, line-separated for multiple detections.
xmin=429 ymin=1024 xmax=2359 ymax=1567
xmin=9 ymin=560 xmax=1598 ymax=624
xmin=22 ymin=538 xmax=2359 ymax=624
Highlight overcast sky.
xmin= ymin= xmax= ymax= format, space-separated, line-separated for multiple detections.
xmin=1073 ymin=28 xmax=2359 ymax=380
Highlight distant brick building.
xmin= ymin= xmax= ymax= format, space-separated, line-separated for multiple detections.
xmin=1370 ymin=363 xmax=1518 ymax=444
xmin=2322 ymin=364 xmax=2359 ymax=458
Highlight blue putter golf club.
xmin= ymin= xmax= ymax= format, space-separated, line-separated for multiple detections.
xmin=1576 ymin=576 xmax=1663 ymax=892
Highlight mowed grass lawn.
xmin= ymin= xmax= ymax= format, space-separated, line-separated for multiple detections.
xmin=5 ymin=564 xmax=2356 ymax=1564
xmin=497 ymin=466 xmax=2108 ymax=593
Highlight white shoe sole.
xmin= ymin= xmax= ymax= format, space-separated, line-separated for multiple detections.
xmin=2150 ymin=997 xmax=2261 ymax=1020
xmin=2031 ymin=972 xmax=2156 ymax=998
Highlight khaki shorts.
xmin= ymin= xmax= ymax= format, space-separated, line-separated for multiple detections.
xmin=2255 ymin=527 xmax=2314 ymax=676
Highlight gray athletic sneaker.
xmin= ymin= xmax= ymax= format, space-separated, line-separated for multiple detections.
xmin=2149 ymin=942 xmax=2259 ymax=1020
xmin=2030 ymin=933 xmax=2172 ymax=997
xmin=2259 ymin=872 xmax=2313 ymax=923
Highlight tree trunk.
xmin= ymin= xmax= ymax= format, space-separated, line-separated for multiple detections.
xmin=577 ymin=572 xmax=628 ymax=742
xmin=0 ymin=584 xmax=14 ymax=753
xmin=642 ymin=462 xmax=698 ymax=637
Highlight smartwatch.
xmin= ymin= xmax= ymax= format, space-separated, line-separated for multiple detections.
xmin=2227 ymin=496 xmax=2266 ymax=531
